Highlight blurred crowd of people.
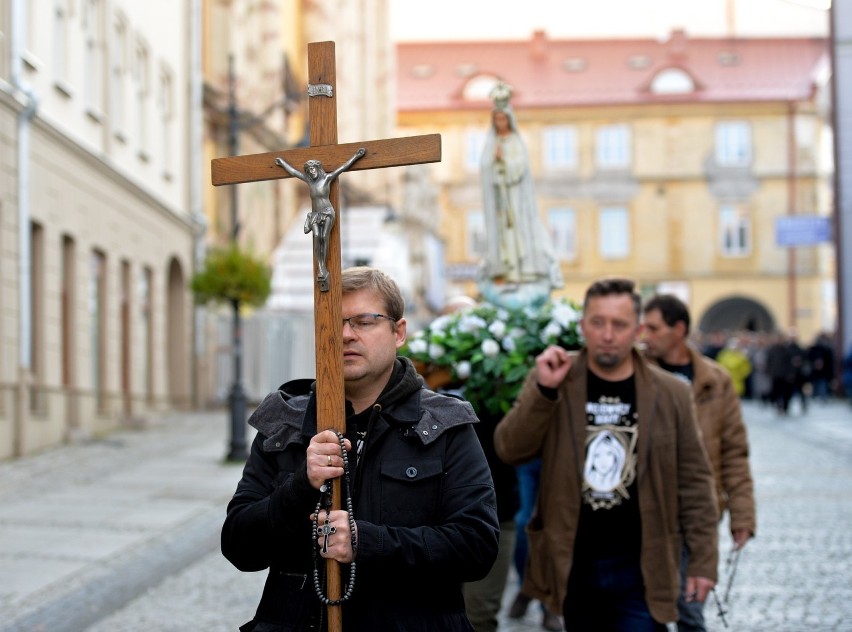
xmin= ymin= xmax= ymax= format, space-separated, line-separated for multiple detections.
xmin=693 ymin=329 xmax=852 ymax=413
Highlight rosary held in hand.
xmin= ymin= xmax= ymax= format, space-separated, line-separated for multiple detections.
xmin=312 ymin=431 xmax=357 ymax=605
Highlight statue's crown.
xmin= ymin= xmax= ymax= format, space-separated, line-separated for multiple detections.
xmin=489 ymin=81 xmax=513 ymax=110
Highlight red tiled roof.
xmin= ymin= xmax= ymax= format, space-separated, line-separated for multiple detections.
xmin=397 ymin=30 xmax=829 ymax=111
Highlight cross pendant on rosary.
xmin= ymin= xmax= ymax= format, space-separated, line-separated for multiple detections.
xmin=318 ymin=519 xmax=337 ymax=554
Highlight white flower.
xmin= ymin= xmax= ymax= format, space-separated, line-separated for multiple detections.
xmin=508 ymin=327 xmax=526 ymax=340
xmin=502 ymin=336 xmax=516 ymax=352
xmin=456 ymin=360 xmax=471 ymax=380
xmin=429 ymin=315 xmax=453 ymax=333
xmin=408 ymin=338 xmax=428 ymax=354
xmin=552 ymin=302 xmax=581 ymax=327
xmin=488 ymin=320 xmax=507 ymax=339
xmin=481 ymin=338 xmax=500 ymax=358
xmin=428 ymin=343 xmax=446 ymax=360
xmin=540 ymin=321 xmax=562 ymax=342
xmin=458 ymin=314 xmax=487 ymax=333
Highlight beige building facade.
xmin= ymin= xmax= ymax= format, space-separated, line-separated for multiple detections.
xmin=0 ymin=0 xmax=201 ymax=457
xmin=397 ymin=31 xmax=835 ymax=342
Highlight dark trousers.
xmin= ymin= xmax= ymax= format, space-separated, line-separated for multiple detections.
xmin=563 ymin=555 xmax=667 ymax=632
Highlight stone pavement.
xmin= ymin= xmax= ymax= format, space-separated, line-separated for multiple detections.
xmin=1 ymin=399 xmax=852 ymax=631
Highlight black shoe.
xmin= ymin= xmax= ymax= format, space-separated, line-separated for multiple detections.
xmin=508 ymin=592 xmax=532 ymax=619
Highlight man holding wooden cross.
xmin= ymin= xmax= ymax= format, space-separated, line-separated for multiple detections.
xmin=222 ymin=267 xmax=499 ymax=631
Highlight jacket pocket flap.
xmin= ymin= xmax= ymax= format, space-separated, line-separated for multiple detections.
xmin=380 ymin=458 xmax=443 ymax=483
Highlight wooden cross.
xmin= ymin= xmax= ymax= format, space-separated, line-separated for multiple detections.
xmin=211 ymin=41 xmax=441 ymax=631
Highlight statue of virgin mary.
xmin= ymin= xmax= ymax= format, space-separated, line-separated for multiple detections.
xmin=479 ymin=82 xmax=563 ymax=308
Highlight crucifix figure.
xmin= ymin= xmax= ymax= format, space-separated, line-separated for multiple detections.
xmin=317 ymin=516 xmax=337 ymax=555
xmin=275 ymin=147 xmax=366 ymax=291
xmin=212 ymin=41 xmax=441 ymax=631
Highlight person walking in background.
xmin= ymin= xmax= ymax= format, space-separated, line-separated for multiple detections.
xmin=505 ymin=457 xmax=564 ymax=631
xmin=715 ymin=337 xmax=753 ymax=398
xmin=494 ymin=278 xmax=718 ymax=631
xmin=842 ymin=343 xmax=852 ymax=405
xmin=750 ymin=333 xmax=774 ymax=405
xmin=766 ymin=332 xmax=801 ymax=415
xmin=643 ymin=294 xmax=757 ymax=632
xmin=433 ymin=297 xmax=522 ymax=632
xmin=807 ymin=332 xmax=836 ymax=403
xmin=222 ymin=267 xmax=499 ymax=631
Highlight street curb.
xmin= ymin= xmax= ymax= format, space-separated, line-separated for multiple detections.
xmin=6 ymin=506 xmax=223 ymax=632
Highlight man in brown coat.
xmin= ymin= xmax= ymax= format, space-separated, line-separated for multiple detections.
xmin=495 ymin=278 xmax=718 ymax=630
xmin=643 ymin=294 xmax=757 ymax=632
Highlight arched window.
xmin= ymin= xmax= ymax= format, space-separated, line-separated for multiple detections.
xmin=650 ymin=68 xmax=695 ymax=95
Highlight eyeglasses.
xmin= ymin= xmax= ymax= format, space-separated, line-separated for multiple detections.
xmin=342 ymin=313 xmax=396 ymax=333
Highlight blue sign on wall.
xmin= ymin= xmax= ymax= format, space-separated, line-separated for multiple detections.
xmin=775 ymin=216 xmax=833 ymax=247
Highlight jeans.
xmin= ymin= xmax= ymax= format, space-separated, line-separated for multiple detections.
xmin=677 ymin=544 xmax=706 ymax=632
xmin=563 ymin=554 xmax=667 ymax=632
xmin=513 ymin=458 xmax=542 ymax=581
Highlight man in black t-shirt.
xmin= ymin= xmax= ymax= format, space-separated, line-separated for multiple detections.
xmin=495 ymin=278 xmax=718 ymax=631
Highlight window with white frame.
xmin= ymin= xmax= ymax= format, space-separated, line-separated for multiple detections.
xmin=715 ymin=121 xmax=752 ymax=166
xmin=547 ymin=208 xmax=577 ymax=261
xmin=111 ymin=12 xmax=128 ymax=136
xmin=52 ymin=0 xmax=70 ymax=87
xmin=465 ymin=129 xmax=488 ymax=172
xmin=543 ymin=126 xmax=578 ymax=170
xmin=596 ymin=124 xmax=631 ymax=169
xmin=719 ymin=204 xmax=751 ymax=256
xmin=135 ymin=38 xmax=150 ymax=157
xmin=159 ymin=65 xmax=174 ymax=178
xmin=599 ymin=206 xmax=630 ymax=258
xmin=466 ymin=211 xmax=486 ymax=259
xmin=83 ymin=0 xmax=104 ymax=114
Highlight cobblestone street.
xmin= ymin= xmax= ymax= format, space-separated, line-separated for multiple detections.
xmin=3 ymin=400 xmax=851 ymax=631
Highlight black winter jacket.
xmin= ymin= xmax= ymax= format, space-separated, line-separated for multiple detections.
xmin=222 ymin=358 xmax=499 ymax=631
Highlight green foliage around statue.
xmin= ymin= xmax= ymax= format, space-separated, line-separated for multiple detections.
xmin=190 ymin=244 xmax=272 ymax=307
xmin=401 ymin=297 xmax=583 ymax=416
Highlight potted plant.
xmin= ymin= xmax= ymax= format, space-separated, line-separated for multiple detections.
xmin=190 ymin=244 xmax=272 ymax=307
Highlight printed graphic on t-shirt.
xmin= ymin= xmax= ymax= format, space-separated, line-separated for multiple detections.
xmin=582 ymin=397 xmax=638 ymax=510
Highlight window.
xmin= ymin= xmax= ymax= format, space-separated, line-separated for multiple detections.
xmin=596 ymin=124 xmax=631 ymax=169
xmin=466 ymin=211 xmax=486 ymax=259
xmin=61 ymin=235 xmax=76 ymax=388
xmin=719 ymin=205 xmax=751 ymax=256
xmin=31 ymin=222 xmax=45 ymax=410
xmin=465 ymin=129 xmax=487 ymax=172
xmin=158 ymin=65 xmax=174 ymax=177
xmin=111 ymin=13 xmax=128 ymax=137
xmin=90 ymin=250 xmax=107 ymax=410
xmin=599 ymin=207 xmax=630 ymax=259
xmin=139 ymin=267 xmax=154 ymax=401
xmin=715 ymin=121 xmax=751 ymax=167
xmin=120 ymin=260 xmax=131 ymax=405
xmin=83 ymin=0 xmax=105 ymax=115
xmin=52 ymin=0 xmax=70 ymax=88
xmin=650 ymin=68 xmax=695 ymax=95
xmin=135 ymin=38 xmax=150 ymax=158
xmin=543 ymin=126 xmax=578 ymax=170
xmin=547 ymin=208 xmax=577 ymax=261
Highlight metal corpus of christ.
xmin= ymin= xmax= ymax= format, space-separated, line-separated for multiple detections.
xmin=211 ymin=41 xmax=441 ymax=631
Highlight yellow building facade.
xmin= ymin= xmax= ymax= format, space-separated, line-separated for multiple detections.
xmin=397 ymin=32 xmax=835 ymax=342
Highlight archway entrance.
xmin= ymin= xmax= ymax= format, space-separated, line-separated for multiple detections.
xmin=698 ymin=296 xmax=775 ymax=333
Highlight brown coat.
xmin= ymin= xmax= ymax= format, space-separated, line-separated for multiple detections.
xmin=494 ymin=350 xmax=718 ymax=624
xmin=677 ymin=346 xmax=757 ymax=536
